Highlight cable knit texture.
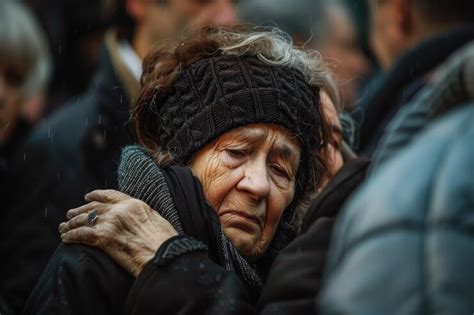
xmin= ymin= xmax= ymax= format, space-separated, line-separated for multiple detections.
xmin=154 ymin=55 xmax=319 ymax=162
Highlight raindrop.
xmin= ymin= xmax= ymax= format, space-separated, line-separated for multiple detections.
xmin=44 ymin=208 xmax=48 ymax=218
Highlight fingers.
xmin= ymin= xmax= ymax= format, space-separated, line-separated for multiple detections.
xmin=59 ymin=212 xmax=89 ymax=234
xmin=62 ymin=201 xmax=109 ymax=234
xmin=61 ymin=226 xmax=101 ymax=247
xmin=66 ymin=201 xmax=104 ymax=220
xmin=85 ymin=189 xmax=130 ymax=203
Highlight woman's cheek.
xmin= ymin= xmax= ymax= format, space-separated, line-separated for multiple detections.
xmin=264 ymin=190 xmax=292 ymax=237
xmin=203 ymin=156 xmax=238 ymax=210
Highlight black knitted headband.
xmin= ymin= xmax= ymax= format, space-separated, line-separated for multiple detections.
xmin=156 ymin=54 xmax=320 ymax=163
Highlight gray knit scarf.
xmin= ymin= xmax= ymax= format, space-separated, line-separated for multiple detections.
xmin=117 ymin=145 xmax=296 ymax=301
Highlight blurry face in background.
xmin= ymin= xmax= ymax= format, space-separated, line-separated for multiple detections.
xmin=0 ymin=61 xmax=25 ymax=144
xmin=320 ymin=91 xmax=343 ymax=188
xmin=368 ymin=0 xmax=403 ymax=69
xmin=190 ymin=124 xmax=300 ymax=258
xmin=146 ymin=0 xmax=238 ymax=44
xmin=314 ymin=6 xmax=370 ymax=108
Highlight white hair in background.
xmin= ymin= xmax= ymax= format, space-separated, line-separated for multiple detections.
xmin=0 ymin=0 xmax=51 ymax=98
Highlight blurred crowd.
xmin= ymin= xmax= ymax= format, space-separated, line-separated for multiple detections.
xmin=0 ymin=0 xmax=473 ymax=314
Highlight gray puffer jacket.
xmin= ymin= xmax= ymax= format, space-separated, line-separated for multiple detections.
xmin=318 ymin=43 xmax=474 ymax=315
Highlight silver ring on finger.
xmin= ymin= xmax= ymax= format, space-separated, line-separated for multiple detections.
xmin=87 ymin=210 xmax=99 ymax=227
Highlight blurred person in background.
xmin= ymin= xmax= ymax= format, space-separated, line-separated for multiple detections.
xmin=0 ymin=0 xmax=237 ymax=313
xmin=0 ymin=0 xmax=51 ymax=196
xmin=0 ymin=2 xmax=52 ymax=312
xmin=310 ymin=0 xmax=371 ymax=110
xmin=24 ymin=0 xmax=110 ymax=114
xmin=319 ymin=42 xmax=474 ymax=315
xmin=358 ymin=0 xmax=474 ymax=155
xmin=238 ymin=0 xmax=370 ymax=109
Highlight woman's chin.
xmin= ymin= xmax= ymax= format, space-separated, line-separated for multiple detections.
xmin=223 ymin=226 xmax=265 ymax=258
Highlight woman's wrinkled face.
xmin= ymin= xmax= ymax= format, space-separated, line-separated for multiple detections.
xmin=190 ymin=124 xmax=301 ymax=258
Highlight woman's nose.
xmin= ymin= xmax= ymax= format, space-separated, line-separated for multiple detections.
xmin=237 ymin=162 xmax=271 ymax=200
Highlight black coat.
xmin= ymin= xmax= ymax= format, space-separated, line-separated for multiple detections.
xmin=0 ymin=42 xmax=135 ymax=312
xmin=357 ymin=26 xmax=474 ymax=155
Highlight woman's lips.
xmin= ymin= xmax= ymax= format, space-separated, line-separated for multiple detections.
xmin=220 ymin=210 xmax=262 ymax=231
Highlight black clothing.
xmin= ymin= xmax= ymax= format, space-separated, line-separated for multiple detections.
xmin=319 ymin=104 xmax=474 ymax=315
xmin=126 ymin=244 xmax=253 ymax=315
xmin=23 ymin=244 xmax=134 ymax=314
xmin=1 ymin=39 xmax=135 ymax=312
xmin=0 ymin=119 xmax=33 ymax=315
xmin=358 ymin=26 xmax=474 ymax=155
xmin=0 ymin=118 xmax=31 ymax=194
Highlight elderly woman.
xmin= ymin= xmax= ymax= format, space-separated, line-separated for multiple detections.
xmin=25 ymin=26 xmax=331 ymax=314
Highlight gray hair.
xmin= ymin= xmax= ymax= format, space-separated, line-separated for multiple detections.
xmin=0 ymin=0 xmax=51 ymax=97
xmin=209 ymin=27 xmax=330 ymax=88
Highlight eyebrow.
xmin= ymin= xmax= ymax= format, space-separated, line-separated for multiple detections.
xmin=273 ymin=144 xmax=297 ymax=160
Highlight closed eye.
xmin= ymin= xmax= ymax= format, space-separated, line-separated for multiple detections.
xmin=226 ymin=149 xmax=247 ymax=159
xmin=270 ymin=165 xmax=290 ymax=179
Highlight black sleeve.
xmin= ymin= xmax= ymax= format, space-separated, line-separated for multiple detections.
xmin=23 ymin=243 xmax=133 ymax=315
xmin=1 ymin=131 xmax=97 ymax=312
xmin=0 ymin=140 xmax=64 ymax=313
xmin=257 ymin=217 xmax=335 ymax=314
xmin=125 ymin=236 xmax=255 ymax=315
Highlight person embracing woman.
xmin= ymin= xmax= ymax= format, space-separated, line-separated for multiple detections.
xmin=24 ymin=25 xmax=331 ymax=314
